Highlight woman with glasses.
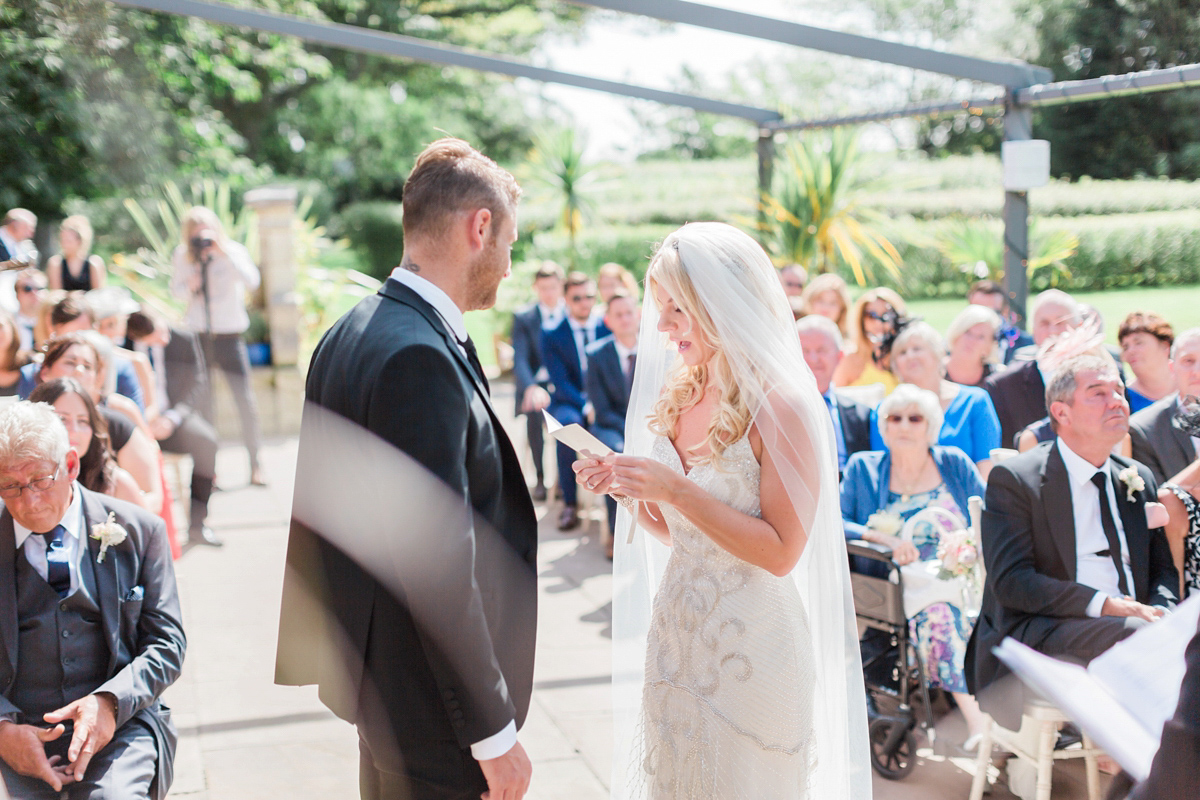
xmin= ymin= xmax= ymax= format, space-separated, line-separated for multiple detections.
xmin=874 ymin=321 xmax=1001 ymax=477
xmin=30 ymin=377 xmax=151 ymax=510
xmin=833 ymin=287 xmax=906 ymax=393
xmin=841 ymin=383 xmax=989 ymax=749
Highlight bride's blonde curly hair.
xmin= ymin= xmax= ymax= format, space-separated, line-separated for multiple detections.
xmin=645 ymin=240 xmax=753 ymax=465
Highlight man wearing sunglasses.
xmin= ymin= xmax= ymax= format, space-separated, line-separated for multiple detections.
xmin=13 ymin=268 xmax=46 ymax=352
xmin=0 ymin=401 xmax=185 ymax=799
xmin=542 ymin=272 xmax=609 ymax=530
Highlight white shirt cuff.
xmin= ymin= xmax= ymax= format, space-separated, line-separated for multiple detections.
xmin=470 ymin=720 xmax=517 ymax=761
xmin=1085 ymin=591 xmax=1108 ymax=618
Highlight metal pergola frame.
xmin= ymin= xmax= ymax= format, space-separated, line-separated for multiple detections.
xmin=110 ymin=0 xmax=1200 ymax=322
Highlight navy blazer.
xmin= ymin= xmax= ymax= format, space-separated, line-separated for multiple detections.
xmin=840 ymin=446 xmax=985 ymax=541
xmin=542 ymin=316 xmax=608 ymax=412
xmin=510 ymin=304 xmax=548 ymax=411
xmin=834 ymin=392 xmax=873 ymax=459
xmin=586 ymin=336 xmax=631 ymax=434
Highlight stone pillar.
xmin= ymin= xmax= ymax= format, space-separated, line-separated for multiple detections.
xmin=245 ymin=186 xmax=300 ymax=367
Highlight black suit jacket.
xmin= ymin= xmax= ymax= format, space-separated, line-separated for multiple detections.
xmin=985 ymin=358 xmax=1047 ymax=450
xmin=834 ymin=392 xmax=873 ymax=458
xmin=511 ymin=303 xmax=547 ymax=414
xmin=0 ymin=238 xmax=11 ymax=264
xmin=586 ymin=336 xmax=630 ymax=434
xmin=966 ymin=442 xmax=1178 ymax=698
xmin=1130 ymin=394 xmax=1196 ymax=485
xmin=160 ymin=327 xmax=209 ymax=421
xmin=275 ymin=279 xmax=538 ymax=768
xmin=0 ymin=488 xmax=185 ymax=800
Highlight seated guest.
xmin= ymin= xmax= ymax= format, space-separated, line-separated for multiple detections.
xmin=511 ymin=262 xmax=565 ymax=502
xmin=778 ymin=263 xmax=807 ymax=297
xmin=596 ymin=262 xmax=639 ymax=304
xmin=585 ymin=291 xmax=639 ymax=557
xmin=796 ymin=315 xmax=872 ymax=476
xmin=1119 ymin=312 xmax=1175 ymax=413
xmin=125 ymin=310 xmax=222 ymax=547
xmin=0 ymin=208 xmax=37 ymax=266
xmin=967 ymin=279 xmax=1032 ymax=365
xmin=984 ymin=288 xmax=1080 ymax=448
xmin=944 ymin=304 xmax=1002 ymax=388
xmin=543 ymin=272 xmax=607 ymax=531
xmin=32 ymin=290 xmax=66 ymax=353
xmin=833 ymin=287 xmax=907 ymax=392
xmin=801 ymin=273 xmax=852 ymax=336
xmin=0 ymin=400 xmax=184 ymax=799
xmin=13 ymin=268 xmax=46 ymax=352
xmin=1130 ymin=327 xmax=1200 ymax=485
xmin=88 ymin=288 xmax=155 ymax=414
xmin=31 ymin=334 xmax=164 ymax=517
xmin=30 ymin=378 xmax=149 ymax=511
xmin=0 ymin=311 xmax=32 ymax=397
xmin=46 ymin=214 xmax=107 ymax=291
xmin=966 ymin=354 xmax=1179 ymax=732
xmin=871 ymin=322 xmax=1000 ymax=476
xmin=1013 ymin=322 xmax=1115 ymax=452
xmin=1156 ymin=396 xmax=1200 ymax=599
xmin=841 ymin=384 xmax=989 ymax=744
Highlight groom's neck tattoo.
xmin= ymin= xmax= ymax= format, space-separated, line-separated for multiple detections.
xmin=400 ymin=257 xmax=420 ymax=273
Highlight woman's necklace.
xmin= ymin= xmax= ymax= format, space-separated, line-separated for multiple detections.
xmin=892 ymin=460 xmax=932 ymax=503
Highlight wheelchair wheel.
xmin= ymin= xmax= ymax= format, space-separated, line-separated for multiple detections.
xmin=869 ymin=717 xmax=917 ymax=780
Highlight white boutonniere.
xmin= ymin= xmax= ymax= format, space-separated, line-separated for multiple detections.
xmin=1118 ymin=466 xmax=1146 ymax=502
xmin=90 ymin=512 xmax=127 ymax=563
xmin=867 ymin=511 xmax=904 ymax=537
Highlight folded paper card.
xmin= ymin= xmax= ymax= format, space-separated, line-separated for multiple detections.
xmin=543 ymin=410 xmax=613 ymax=457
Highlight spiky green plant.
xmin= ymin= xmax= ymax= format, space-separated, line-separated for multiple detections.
xmin=936 ymin=219 xmax=1079 ymax=287
xmin=525 ymin=128 xmax=597 ymax=267
xmin=753 ymin=130 xmax=902 ymax=286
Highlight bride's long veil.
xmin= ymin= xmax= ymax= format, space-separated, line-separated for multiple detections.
xmin=611 ymin=223 xmax=871 ymax=798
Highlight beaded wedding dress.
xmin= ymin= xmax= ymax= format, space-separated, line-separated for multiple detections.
xmin=636 ymin=434 xmax=816 ymax=799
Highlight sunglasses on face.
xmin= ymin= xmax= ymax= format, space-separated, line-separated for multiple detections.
xmin=568 ymin=293 xmax=596 ymax=303
xmin=865 ymin=309 xmax=893 ymax=321
xmin=886 ymin=414 xmax=925 ymax=425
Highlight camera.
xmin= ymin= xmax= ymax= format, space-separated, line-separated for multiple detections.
xmin=189 ymin=234 xmax=216 ymax=260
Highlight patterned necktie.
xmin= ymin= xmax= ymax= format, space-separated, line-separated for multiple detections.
xmin=459 ymin=336 xmax=490 ymax=394
xmin=1091 ymin=471 xmax=1131 ymax=596
xmin=39 ymin=525 xmax=71 ymax=598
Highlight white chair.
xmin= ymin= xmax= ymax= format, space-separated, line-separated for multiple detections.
xmin=968 ymin=699 xmax=1102 ymax=800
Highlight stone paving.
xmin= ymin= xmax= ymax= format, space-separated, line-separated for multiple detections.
xmin=160 ymin=381 xmax=1110 ymax=799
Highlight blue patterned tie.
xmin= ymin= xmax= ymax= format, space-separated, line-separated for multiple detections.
xmin=39 ymin=525 xmax=71 ymax=598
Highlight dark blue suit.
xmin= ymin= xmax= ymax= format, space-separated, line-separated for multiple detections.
xmin=586 ymin=336 xmax=632 ymax=536
xmin=511 ymin=303 xmax=554 ymax=484
xmin=542 ymin=316 xmax=607 ymax=506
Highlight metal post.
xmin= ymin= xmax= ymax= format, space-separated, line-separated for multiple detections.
xmin=756 ymin=130 xmax=775 ymax=244
xmin=1002 ymin=98 xmax=1033 ymax=328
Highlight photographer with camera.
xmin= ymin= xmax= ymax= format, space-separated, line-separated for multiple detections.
xmin=170 ymin=206 xmax=265 ymax=487
xmin=832 ymin=287 xmax=908 ymax=394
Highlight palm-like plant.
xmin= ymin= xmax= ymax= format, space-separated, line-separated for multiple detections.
xmin=755 ymin=130 xmax=902 ymax=286
xmin=936 ymin=219 xmax=1079 ymax=287
xmin=525 ymin=128 xmax=596 ymax=267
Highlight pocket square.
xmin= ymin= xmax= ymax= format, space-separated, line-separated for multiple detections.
xmin=123 ymin=586 xmax=144 ymax=602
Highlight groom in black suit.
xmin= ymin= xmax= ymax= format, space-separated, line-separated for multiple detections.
xmin=967 ymin=353 xmax=1178 ymax=730
xmin=276 ymin=139 xmax=538 ymax=800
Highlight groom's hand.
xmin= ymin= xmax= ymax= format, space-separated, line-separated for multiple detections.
xmin=479 ymin=740 xmax=531 ymax=800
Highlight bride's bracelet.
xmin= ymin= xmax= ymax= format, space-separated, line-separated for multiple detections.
xmin=614 ymin=494 xmax=637 ymax=512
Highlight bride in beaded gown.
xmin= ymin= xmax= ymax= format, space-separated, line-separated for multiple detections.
xmin=575 ymin=223 xmax=870 ymax=800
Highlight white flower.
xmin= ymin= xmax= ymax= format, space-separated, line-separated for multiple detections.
xmin=90 ymin=512 xmax=128 ymax=564
xmin=867 ymin=511 xmax=904 ymax=537
xmin=1118 ymin=466 xmax=1146 ymax=502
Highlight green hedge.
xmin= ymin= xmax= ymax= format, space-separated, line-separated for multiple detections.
xmin=331 ymin=201 xmax=405 ymax=280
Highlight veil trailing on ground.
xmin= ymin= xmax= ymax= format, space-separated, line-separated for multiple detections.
xmin=611 ymin=222 xmax=871 ymax=798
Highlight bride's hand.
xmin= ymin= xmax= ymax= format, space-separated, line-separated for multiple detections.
xmin=610 ymin=455 xmax=685 ymax=506
xmin=572 ymin=452 xmax=618 ymax=495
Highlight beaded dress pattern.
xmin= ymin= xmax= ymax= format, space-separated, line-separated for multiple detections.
xmin=637 ymin=434 xmax=816 ymax=799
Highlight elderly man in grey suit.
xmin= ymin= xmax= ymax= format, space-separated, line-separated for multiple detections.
xmin=1130 ymin=327 xmax=1200 ymax=485
xmin=0 ymin=401 xmax=185 ymax=799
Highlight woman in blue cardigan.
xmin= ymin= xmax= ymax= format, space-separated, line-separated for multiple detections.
xmin=843 ymin=383 xmax=989 ymax=748
xmin=869 ymin=321 xmax=1001 ymax=478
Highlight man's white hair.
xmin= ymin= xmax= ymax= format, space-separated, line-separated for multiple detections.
xmin=795 ymin=314 xmax=843 ymax=351
xmin=0 ymin=401 xmax=69 ymax=469
xmin=1030 ymin=289 xmax=1079 ymax=324
xmin=878 ymin=383 xmax=944 ymax=448
xmin=1173 ymin=327 xmax=1200 ymax=359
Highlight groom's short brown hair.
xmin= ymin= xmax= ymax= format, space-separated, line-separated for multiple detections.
xmin=401 ymin=138 xmax=520 ymax=243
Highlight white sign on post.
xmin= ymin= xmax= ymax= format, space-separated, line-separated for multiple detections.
xmin=1002 ymin=139 xmax=1051 ymax=191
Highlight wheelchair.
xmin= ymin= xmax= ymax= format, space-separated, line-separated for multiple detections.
xmin=848 ymin=540 xmax=937 ymax=780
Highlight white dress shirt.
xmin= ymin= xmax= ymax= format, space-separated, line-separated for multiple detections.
xmin=1056 ymin=440 xmax=1137 ymax=617
xmin=539 ymin=301 xmax=565 ymax=331
xmin=388 ymin=266 xmax=515 ymax=760
xmin=0 ymin=228 xmax=27 ymax=262
xmin=13 ymin=483 xmax=86 ymax=598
